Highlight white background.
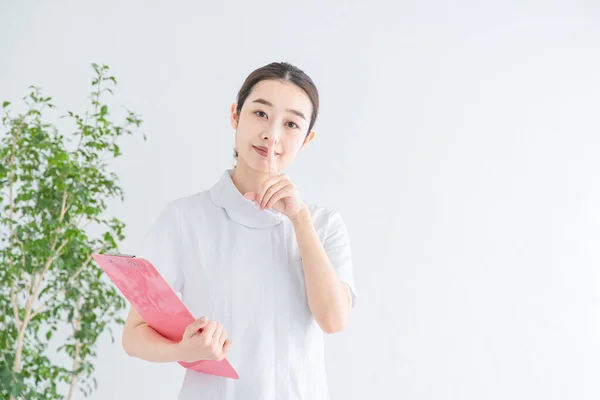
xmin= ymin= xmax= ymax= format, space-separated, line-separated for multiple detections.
xmin=2 ymin=0 xmax=600 ymax=399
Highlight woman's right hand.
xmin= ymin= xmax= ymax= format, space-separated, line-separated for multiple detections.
xmin=176 ymin=317 xmax=232 ymax=363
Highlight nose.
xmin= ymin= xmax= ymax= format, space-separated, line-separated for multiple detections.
xmin=262 ymin=127 xmax=281 ymax=145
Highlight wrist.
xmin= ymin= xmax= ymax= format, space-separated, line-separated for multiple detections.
xmin=172 ymin=340 xmax=185 ymax=362
xmin=290 ymin=206 xmax=311 ymax=227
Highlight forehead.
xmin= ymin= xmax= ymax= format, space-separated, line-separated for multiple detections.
xmin=247 ymin=79 xmax=312 ymax=116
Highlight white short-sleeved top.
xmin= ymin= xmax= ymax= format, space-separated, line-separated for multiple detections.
xmin=137 ymin=168 xmax=356 ymax=400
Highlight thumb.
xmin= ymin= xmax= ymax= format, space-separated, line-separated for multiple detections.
xmin=244 ymin=192 xmax=257 ymax=201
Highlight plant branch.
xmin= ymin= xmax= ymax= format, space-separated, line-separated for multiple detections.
xmin=31 ymin=238 xmax=69 ymax=304
xmin=11 ymin=272 xmax=35 ymax=377
xmin=12 ymin=237 xmax=69 ymax=377
xmin=4 ymin=64 xmax=136 ymax=400
xmin=59 ymin=189 xmax=68 ymax=221
xmin=10 ymin=284 xmax=21 ymax=332
xmin=30 ymin=248 xmax=100 ymax=320
xmin=66 ymin=296 xmax=83 ymax=400
xmin=47 ymin=187 xmax=70 ymax=254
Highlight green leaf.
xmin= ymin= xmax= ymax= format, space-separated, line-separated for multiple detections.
xmin=0 ymin=61 xmax=144 ymax=399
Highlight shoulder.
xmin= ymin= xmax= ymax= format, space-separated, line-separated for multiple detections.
xmin=161 ymin=189 xmax=215 ymax=218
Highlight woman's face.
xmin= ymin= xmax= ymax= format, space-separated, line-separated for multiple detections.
xmin=231 ymin=79 xmax=315 ymax=173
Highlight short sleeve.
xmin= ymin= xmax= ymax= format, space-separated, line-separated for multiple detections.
xmin=136 ymin=202 xmax=185 ymax=294
xmin=324 ymin=210 xmax=357 ymax=308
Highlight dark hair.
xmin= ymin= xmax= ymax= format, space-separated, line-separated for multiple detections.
xmin=233 ymin=62 xmax=319 ymax=159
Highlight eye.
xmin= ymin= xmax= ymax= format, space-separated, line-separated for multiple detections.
xmin=255 ymin=110 xmax=267 ymax=119
xmin=287 ymin=121 xmax=299 ymax=129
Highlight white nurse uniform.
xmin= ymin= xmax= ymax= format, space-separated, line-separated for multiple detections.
xmin=138 ymin=168 xmax=357 ymax=400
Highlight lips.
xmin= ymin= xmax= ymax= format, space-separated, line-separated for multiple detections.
xmin=253 ymin=146 xmax=280 ymax=156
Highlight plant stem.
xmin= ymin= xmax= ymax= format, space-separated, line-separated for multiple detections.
xmin=66 ymin=296 xmax=83 ymax=400
xmin=10 ymin=284 xmax=21 ymax=332
xmin=12 ymin=238 xmax=68 ymax=382
xmin=11 ymin=109 xmax=71 ymax=383
xmin=59 ymin=189 xmax=68 ymax=221
xmin=11 ymin=275 xmax=34 ymax=390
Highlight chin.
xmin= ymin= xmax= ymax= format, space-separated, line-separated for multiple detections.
xmin=238 ymin=152 xmax=269 ymax=173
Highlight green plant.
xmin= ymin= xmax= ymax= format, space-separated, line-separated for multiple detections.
xmin=0 ymin=63 xmax=144 ymax=399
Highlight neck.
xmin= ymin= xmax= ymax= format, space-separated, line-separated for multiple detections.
xmin=231 ymin=158 xmax=269 ymax=195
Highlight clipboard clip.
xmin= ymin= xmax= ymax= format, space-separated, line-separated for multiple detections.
xmin=104 ymin=252 xmax=136 ymax=258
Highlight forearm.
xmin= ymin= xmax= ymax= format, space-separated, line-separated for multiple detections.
xmin=122 ymin=323 xmax=182 ymax=363
xmin=291 ymin=209 xmax=350 ymax=333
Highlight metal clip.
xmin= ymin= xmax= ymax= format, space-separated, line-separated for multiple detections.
xmin=105 ymin=252 xmax=136 ymax=258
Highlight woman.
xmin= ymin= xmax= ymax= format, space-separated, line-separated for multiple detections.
xmin=122 ymin=61 xmax=357 ymax=399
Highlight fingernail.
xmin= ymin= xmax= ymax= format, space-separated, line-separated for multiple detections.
xmin=200 ymin=316 xmax=206 ymax=321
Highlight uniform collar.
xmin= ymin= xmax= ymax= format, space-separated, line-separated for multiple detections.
xmin=209 ymin=168 xmax=284 ymax=228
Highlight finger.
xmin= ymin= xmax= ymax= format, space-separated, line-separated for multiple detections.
xmin=256 ymin=175 xmax=282 ymax=207
xmin=218 ymin=329 xmax=227 ymax=347
xmin=222 ymin=339 xmax=233 ymax=356
xmin=265 ymin=185 xmax=291 ymax=210
xmin=267 ymin=140 xmax=278 ymax=177
xmin=212 ymin=323 xmax=223 ymax=340
xmin=201 ymin=320 xmax=217 ymax=338
xmin=261 ymin=180 xmax=289 ymax=209
xmin=186 ymin=316 xmax=207 ymax=336
xmin=217 ymin=336 xmax=230 ymax=361
xmin=256 ymin=175 xmax=283 ymax=207
xmin=244 ymin=192 xmax=257 ymax=202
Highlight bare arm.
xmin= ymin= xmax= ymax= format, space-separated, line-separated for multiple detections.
xmin=121 ymin=307 xmax=182 ymax=363
xmin=122 ymin=307 xmax=232 ymax=363
xmin=291 ymin=209 xmax=352 ymax=334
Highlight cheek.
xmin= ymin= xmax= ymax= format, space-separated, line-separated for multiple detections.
xmin=236 ymin=117 xmax=261 ymax=141
xmin=234 ymin=125 xmax=252 ymax=146
xmin=288 ymin=135 xmax=306 ymax=151
xmin=280 ymin=137 xmax=303 ymax=158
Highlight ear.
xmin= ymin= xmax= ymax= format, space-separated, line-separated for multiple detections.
xmin=300 ymin=130 xmax=316 ymax=151
xmin=230 ymin=103 xmax=239 ymax=129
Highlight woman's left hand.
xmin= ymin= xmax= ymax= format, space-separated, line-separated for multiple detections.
xmin=243 ymin=143 xmax=308 ymax=220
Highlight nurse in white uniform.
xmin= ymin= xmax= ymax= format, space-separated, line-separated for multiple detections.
xmin=122 ymin=61 xmax=357 ymax=400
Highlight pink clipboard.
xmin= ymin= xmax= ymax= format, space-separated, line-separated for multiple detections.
xmin=92 ymin=253 xmax=239 ymax=380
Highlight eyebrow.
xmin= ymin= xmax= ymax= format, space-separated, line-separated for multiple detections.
xmin=251 ymin=98 xmax=306 ymax=121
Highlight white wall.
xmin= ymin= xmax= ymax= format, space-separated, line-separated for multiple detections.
xmin=2 ymin=0 xmax=600 ymax=399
